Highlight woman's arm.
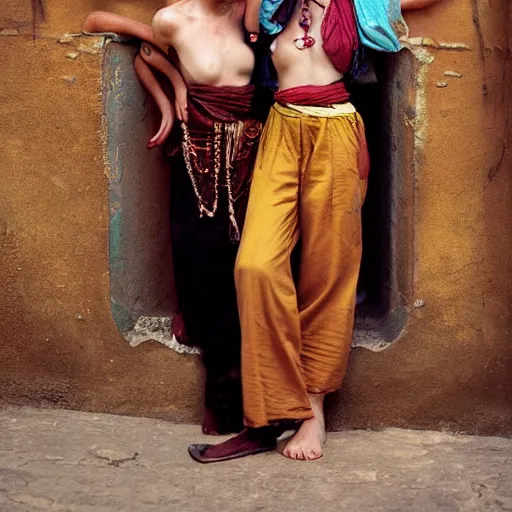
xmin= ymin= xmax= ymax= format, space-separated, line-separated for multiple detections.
xmin=139 ymin=43 xmax=188 ymax=123
xmin=82 ymin=11 xmax=160 ymax=47
xmin=244 ymin=0 xmax=262 ymax=39
xmin=83 ymin=11 xmax=188 ymax=140
xmin=134 ymin=53 xmax=175 ymax=148
xmin=83 ymin=11 xmax=186 ymax=100
xmin=401 ymin=0 xmax=444 ymax=10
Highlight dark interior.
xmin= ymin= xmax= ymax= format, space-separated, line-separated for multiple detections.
xmin=350 ymin=53 xmax=392 ymax=318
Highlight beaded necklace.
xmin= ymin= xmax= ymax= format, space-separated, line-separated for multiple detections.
xmin=181 ymin=121 xmax=242 ymax=240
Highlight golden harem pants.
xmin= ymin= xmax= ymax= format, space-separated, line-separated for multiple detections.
xmin=235 ymin=102 xmax=369 ymax=428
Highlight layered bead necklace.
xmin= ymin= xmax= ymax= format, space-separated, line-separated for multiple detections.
xmin=181 ymin=121 xmax=243 ymax=240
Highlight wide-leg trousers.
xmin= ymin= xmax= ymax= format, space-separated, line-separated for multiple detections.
xmin=235 ymin=103 xmax=369 ymax=428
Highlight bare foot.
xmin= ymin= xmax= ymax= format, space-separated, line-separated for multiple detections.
xmin=282 ymin=394 xmax=326 ymax=461
xmin=171 ymin=311 xmax=191 ymax=345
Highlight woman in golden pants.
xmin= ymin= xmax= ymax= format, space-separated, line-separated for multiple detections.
xmin=235 ymin=102 xmax=368 ymax=429
xmin=187 ymin=100 xmax=369 ymax=463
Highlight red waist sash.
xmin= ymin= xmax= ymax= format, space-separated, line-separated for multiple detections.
xmin=274 ymin=81 xmax=349 ymax=107
xmin=168 ymin=84 xmax=262 ymax=241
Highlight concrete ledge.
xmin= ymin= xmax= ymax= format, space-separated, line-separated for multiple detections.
xmin=1 ymin=407 xmax=511 ymax=511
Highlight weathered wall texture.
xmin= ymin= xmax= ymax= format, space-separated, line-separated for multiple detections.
xmin=0 ymin=0 xmax=511 ymax=435
xmin=0 ymin=0 xmax=201 ymax=423
xmin=331 ymin=0 xmax=512 ymax=435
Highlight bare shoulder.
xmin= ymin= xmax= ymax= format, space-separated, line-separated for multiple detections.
xmin=152 ymin=6 xmax=183 ymax=44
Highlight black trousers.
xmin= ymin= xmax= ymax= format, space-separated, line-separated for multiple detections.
xmin=170 ymin=155 xmax=243 ymax=430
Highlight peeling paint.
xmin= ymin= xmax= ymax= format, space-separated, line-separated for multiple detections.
xmin=407 ymin=47 xmax=434 ymax=154
xmin=76 ymin=43 xmax=101 ymax=55
xmin=126 ymin=312 xmax=406 ymax=355
xmin=444 ymin=71 xmax=463 ymax=78
xmin=100 ymin=113 xmax=111 ymax=181
xmin=110 ymin=201 xmax=121 ymax=217
xmin=406 ymin=37 xmax=472 ymax=51
xmin=57 ymin=35 xmax=74 ymax=44
xmin=125 ymin=316 xmax=200 ymax=354
xmin=0 ymin=29 xmax=20 ymax=36
xmin=107 ymin=143 xmax=125 ymax=183
xmin=61 ymin=75 xmax=76 ymax=84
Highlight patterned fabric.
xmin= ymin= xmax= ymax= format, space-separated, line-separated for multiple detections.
xmin=168 ymin=84 xmax=262 ymax=241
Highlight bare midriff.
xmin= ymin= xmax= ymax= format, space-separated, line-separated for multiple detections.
xmin=271 ymin=0 xmax=343 ymax=90
xmin=153 ymin=0 xmax=254 ymax=86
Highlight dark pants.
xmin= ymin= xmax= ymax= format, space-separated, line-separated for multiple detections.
xmin=170 ymin=155 xmax=243 ymax=431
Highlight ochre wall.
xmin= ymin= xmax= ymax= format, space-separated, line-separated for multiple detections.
xmin=1 ymin=0 xmax=510 ymax=435
xmin=0 ymin=0 xmax=201 ymax=423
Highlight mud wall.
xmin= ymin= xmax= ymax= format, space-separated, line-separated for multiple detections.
xmin=0 ymin=0 xmax=201 ymax=422
xmin=0 ymin=0 xmax=510 ymax=435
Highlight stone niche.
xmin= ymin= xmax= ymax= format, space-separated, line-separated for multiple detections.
xmin=103 ymin=43 xmax=420 ymax=354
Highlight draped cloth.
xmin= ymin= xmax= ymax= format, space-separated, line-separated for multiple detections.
xmin=168 ymin=84 xmax=262 ymax=241
xmin=320 ymin=0 xmax=359 ymax=74
xmin=186 ymin=84 xmax=258 ymax=125
xmin=274 ymin=80 xmax=350 ymax=106
xmin=353 ymin=0 xmax=408 ymax=52
xmin=259 ymin=0 xmax=406 ymax=59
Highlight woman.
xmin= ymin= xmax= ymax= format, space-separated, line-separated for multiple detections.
xmin=83 ymin=1 xmax=266 ymax=435
xmin=188 ymin=0 xmax=446 ymax=462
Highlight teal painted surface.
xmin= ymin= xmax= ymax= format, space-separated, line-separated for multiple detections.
xmin=102 ymin=42 xmax=175 ymax=331
xmin=109 ymin=209 xmax=122 ymax=271
xmin=110 ymin=299 xmax=136 ymax=333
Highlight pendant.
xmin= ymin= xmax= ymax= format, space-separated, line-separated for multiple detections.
xmin=294 ymin=35 xmax=315 ymax=50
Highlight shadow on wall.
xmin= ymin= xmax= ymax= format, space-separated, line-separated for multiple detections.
xmin=103 ymin=42 xmax=423 ymax=355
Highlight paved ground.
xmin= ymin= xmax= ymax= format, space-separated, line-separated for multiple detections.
xmin=0 ymin=407 xmax=511 ymax=512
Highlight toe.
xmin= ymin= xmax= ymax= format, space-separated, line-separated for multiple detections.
xmin=311 ymin=449 xmax=323 ymax=460
xmin=282 ymin=444 xmax=294 ymax=459
xmin=296 ymin=448 xmax=307 ymax=461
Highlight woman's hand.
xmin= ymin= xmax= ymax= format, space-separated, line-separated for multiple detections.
xmin=173 ymin=79 xmax=188 ymax=123
xmin=134 ymin=53 xmax=175 ymax=148
xmin=148 ymin=101 xmax=174 ymax=149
